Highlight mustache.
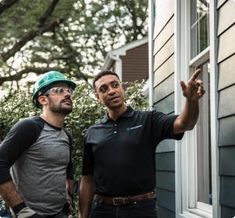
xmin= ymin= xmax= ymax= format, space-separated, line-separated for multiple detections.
xmin=108 ymin=95 xmax=120 ymax=100
xmin=61 ymin=96 xmax=72 ymax=104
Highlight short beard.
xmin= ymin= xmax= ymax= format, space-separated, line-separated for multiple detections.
xmin=48 ymin=98 xmax=73 ymax=115
xmin=50 ymin=105 xmax=72 ymax=115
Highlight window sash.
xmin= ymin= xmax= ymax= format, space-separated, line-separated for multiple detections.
xmin=174 ymin=0 xmax=219 ymax=217
xmin=190 ymin=0 xmax=210 ymax=58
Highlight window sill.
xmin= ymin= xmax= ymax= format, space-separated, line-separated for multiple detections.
xmin=177 ymin=208 xmax=212 ymax=218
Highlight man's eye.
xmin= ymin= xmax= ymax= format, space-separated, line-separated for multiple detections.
xmin=112 ymin=82 xmax=119 ymax=88
xmin=58 ymin=87 xmax=65 ymax=93
xmin=99 ymin=87 xmax=107 ymax=93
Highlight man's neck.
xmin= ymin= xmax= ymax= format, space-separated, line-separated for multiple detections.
xmin=108 ymin=104 xmax=127 ymax=121
xmin=40 ymin=111 xmax=65 ymax=128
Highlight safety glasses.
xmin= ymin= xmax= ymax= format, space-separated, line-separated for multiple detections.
xmin=44 ymin=87 xmax=74 ymax=96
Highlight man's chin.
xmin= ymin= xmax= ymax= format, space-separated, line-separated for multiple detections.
xmin=60 ymin=106 xmax=73 ymax=115
xmin=108 ymin=103 xmax=123 ymax=110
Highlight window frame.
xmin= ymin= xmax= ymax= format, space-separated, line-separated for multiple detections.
xmin=175 ymin=0 xmax=220 ymax=217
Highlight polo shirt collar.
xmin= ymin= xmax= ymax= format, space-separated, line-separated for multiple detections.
xmin=101 ymin=106 xmax=135 ymax=123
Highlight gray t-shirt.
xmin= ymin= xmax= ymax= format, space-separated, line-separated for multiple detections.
xmin=0 ymin=117 xmax=72 ymax=215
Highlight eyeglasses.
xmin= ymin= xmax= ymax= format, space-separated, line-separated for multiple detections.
xmin=44 ymin=87 xmax=74 ymax=96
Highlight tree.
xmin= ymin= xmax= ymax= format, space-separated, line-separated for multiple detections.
xmin=0 ymin=0 xmax=148 ymax=98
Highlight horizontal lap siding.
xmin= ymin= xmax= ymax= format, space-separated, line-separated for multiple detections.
xmin=153 ymin=1 xmax=175 ymax=217
xmin=220 ymin=176 xmax=235 ymax=208
xmin=221 ymin=206 xmax=235 ymax=218
xmin=217 ymin=1 xmax=235 ymax=217
xmin=218 ymin=55 xmax=235 ymax=90
xmin=153 ymin=93 xmax=174 ymax=115
xmin=157 ymin=207 xmax=175 ymax=218
xmin=156 ymin=152 xmax=175 ymax=212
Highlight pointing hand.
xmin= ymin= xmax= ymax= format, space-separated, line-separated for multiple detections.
xmin=180 ymin=68 xmax=205 ymax=101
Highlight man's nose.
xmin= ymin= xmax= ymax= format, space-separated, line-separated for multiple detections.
xmin=64 ymin=89 xmax=72 ymax=97
xmin=107 ymin=86 xmax=116 ymax=94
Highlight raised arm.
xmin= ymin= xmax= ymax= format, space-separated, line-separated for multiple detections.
xmin=78 ymin=175 xmax=94 ymax=218
xmin=174 ymin=68 xmax=205 ymax=134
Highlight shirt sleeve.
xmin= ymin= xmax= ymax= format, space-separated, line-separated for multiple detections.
xmin=152 ymin=111 xmax=184 ymax=145
xmin=0 ymin=118 xmax=41 ymax=184
xmin=64 ymin=129 xmax=74 ymax=180
xmin=66 ymin=140 xmax=74 ymax=180
xmin=81 ymin=132 xmax=94 ymax=176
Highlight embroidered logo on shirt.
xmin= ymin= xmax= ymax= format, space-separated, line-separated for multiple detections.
xmin=126 ymin=125 xmax=143 ymax=131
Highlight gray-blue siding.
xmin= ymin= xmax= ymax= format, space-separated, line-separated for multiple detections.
xmin=219 ymin=116 xmax=235 ymax=217
xmin=155 ymin=151 xmax=175 ymax=218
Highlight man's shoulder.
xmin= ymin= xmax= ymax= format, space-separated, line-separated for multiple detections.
xmin=132 ymin=108 xmax=153 ymax=117
xmin=15 ymin=116 xmax=44 ymax=129
xmin=132 ymin=109 xmax=169 ymax=122
xmin=4 ymin=117 xmax=45 ymax=143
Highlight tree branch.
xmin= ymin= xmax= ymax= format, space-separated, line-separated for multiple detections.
xmin=0 ymin=19 xmax=63 ymax=62
xmin=0 ymin=67 xmax=67 ymax=85
xmin=38 ymin=0 xmax=60 ymax=27
xmin=0 ymin=0 xmax=61 ymax=62
xmin=0 ymin=0 xmax=19 ymax=15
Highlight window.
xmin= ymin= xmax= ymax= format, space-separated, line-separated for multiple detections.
xmin=175 ymin=0 xmax=218 ymax=217
xmin=194 ymin=62 xmax=212 ymax=206
xmin=190 ymin=0 xmax=211 ymax=210
xmin=190 ymin=0 xmax=210 ymax=58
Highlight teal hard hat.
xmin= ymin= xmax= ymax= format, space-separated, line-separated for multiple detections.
xmin=32 ymin=71 xmax=76 ymax=107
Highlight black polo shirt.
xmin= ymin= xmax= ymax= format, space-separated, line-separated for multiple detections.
xmin=82 ymin=106 xmax=183 ymax=197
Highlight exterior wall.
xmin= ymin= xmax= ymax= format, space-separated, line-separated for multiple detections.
xmin=152 ymin=1 xmax=175 ymax=217
xmin=152 ymin=0 xmax=235 ymax=217
xmin=217 ymin=0 xmax=235 ymax=217
xmin=121 ymin=43 xmax=148 ymax=82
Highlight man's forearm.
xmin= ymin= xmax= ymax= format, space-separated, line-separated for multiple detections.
xmin=174 ymin=98 xmax=199 ymax=134
xmin=79 ymin=175 xmax=94 ymax=218
xmin=0 ymin=180 xmax=24 ymax=207
xmin=66 ymin=179 xmax=74 ymax=195
xmin=182 ymin=98 xmax=199 ymax=128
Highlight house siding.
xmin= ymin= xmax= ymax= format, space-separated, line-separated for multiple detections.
xmin=121 ymin=43 xmax=148 ymax=82
xmin=153 ymin=1 xmax=175 ymax=217
xmin=156 ymin=152 xmax=175 ymax=216
xmin=151 ymin=0 xmax=235 ymax=217
xmin=217 ymin=0 xmax=235 ymax=217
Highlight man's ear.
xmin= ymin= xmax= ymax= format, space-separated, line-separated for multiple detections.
xmin=38 ymin=95 xmax=48 ymax=107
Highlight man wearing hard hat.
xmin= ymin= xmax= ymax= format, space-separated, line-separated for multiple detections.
xmin=0 ymin=71 xmax=76 ymax=218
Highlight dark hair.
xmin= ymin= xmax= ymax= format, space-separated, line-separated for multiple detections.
xmin=93 ymin=70 xmax=120 ymax=89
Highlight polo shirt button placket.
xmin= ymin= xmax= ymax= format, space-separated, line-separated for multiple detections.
xmin=114 ymin=123 xmax=118 ymax=134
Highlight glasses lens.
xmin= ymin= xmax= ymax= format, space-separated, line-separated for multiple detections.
xmin=45 ymin=87 xmax=73 ymax=95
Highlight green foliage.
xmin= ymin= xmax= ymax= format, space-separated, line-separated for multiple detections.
xmin=0 ymin=90 xmax=40 ymax=139
xmin=124 ymin=80 xmax=148 ymax=110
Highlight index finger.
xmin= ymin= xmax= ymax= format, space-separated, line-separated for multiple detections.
xmin=190 ymin=68 xmax=202 ymax=81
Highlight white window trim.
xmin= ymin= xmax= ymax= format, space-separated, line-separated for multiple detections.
xmin=208 ymin=0 xmax=220 ymax=217
xmin=175 ymin=0 xmax=220 ymax=217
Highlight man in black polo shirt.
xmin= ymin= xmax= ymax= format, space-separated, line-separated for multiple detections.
xmin=79 ymin=69 xmax=205 ymax=218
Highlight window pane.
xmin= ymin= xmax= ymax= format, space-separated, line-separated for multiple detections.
xmin=196 ymin=62 xmax=212 ymax=205
xmin=191 ymin=0 xmax=210 ymax=58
